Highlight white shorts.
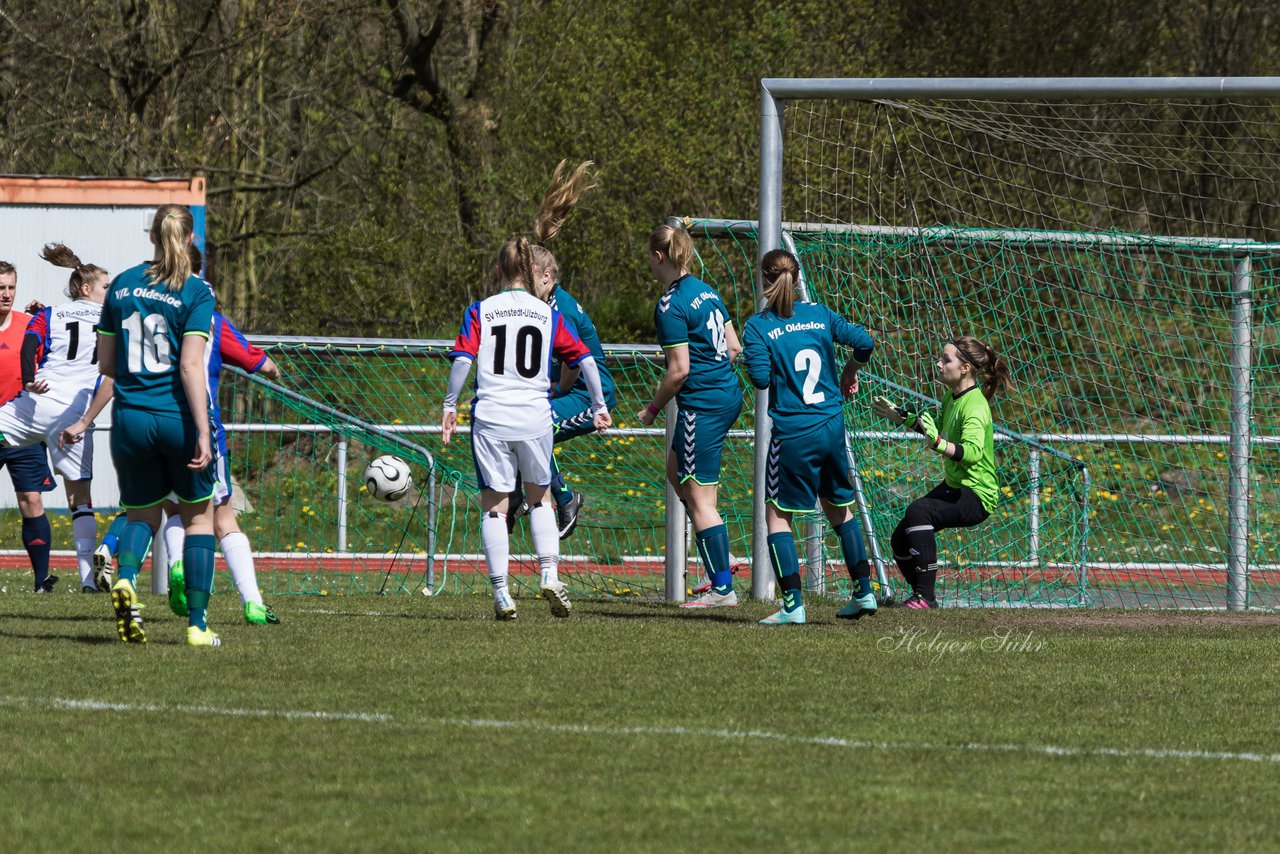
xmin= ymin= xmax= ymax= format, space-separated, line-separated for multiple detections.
xmin=0 ymin=390 xmax=93 ymax=481
xmin=470 ymin=428 xmax=553 ymax=494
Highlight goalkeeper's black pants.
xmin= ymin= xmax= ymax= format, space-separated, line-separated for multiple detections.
xmin=890 ymin=482 xmax=990 ymax=603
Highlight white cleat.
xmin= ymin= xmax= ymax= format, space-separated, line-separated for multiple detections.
xmin=680 ymin=588 xmax=740 ymax=609
xmin=93 ymin=545 xmax=114 ymax=592
xmin=539 ymin=581 xmax=572 ymax=619
xmin=494 ymin=591 xmax=518 ymax=621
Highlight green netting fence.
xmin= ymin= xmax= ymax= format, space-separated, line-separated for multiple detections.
xmin=221 ymin=216 xmax=1280 ymax=609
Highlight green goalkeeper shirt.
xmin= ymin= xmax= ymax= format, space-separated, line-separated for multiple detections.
xmin=938 ymin=385 xmax=999 ymax=513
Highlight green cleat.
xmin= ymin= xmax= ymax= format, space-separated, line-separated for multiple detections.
xmin=110 ymin=578 xmax=147 ymax=644
xmin=167 ymin=560 xmax=188 ymax=617
xmin=836 ymin=593 xmax=878 ymax=620
xmin=186 ymin=626 xmax=222 ymax=647
xmin=244 ymin=601 xmax=280 ymax=625
xmin=759 ymin=605 xmax=806 ymax=625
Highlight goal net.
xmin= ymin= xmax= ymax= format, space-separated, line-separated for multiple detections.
xmin=753 ymin=77 xmax=1280 ymax=609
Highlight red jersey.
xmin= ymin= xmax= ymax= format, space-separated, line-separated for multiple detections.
xmin=0 ymin=310 xmax=32 ymax=404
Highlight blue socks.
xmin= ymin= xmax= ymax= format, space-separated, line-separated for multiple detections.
xmin=836 ymin=518 xmax=873 ymax=598
xmin=695 ymin=524 xmax=733 ymax=593
xmin=117 ymin=521 xmax=154 ymax=585
xmin=102 ymin=512 xmax=129 ymax=557
xmin=22 ymin=514 xmax=51 ymax=589
xmin=767 ymin=531 xmax=803 ymax=612
xmin=184 ymin=534 xmax=216 ymax=630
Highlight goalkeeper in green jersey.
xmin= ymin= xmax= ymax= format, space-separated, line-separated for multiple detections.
xmin=871 ymin=336 xmax=1012 ymax=608
xmin=741 ymin=248 xmax=874 ymax=625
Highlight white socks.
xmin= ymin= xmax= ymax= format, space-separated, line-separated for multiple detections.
xmin=481 ymin=512 xmax=510 ymax=599
xmin=528 ymin=502 xmax=560 ymax=587
xmin=221 ymin=532 xmax=262 ymax=606
xmin=72 ymin=505 xmax=95 ymax=587
xmin=162 ymin=514 xmax=185 ymax=569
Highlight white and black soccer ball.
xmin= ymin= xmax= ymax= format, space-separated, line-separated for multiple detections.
xmin=364 ymin=455 xmax=412 ymax=501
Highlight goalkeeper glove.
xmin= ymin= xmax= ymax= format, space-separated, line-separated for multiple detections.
xmin=871 ymin=395 xmax=912 ymax=426
xmin=917 ymin=411 xmax=946 ymax=451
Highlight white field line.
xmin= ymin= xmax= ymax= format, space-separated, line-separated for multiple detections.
xmin=2 ymin=694 xmax=1277 ymax=765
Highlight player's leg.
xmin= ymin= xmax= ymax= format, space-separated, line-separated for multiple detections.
xmin=473 ymin=430 xmax=517 ymax=620
xmin=549 ymin=392 xmax=597 ymax=539
xmin=161 ymin=411 xmax=220 ymax=646
xmin=4 ymin=444 xmax=57 ymax=593
xmin=108 ymin=408 xmax=172 ymax=643
xmin=159 ymin=501 xmax=187 ymax=616
xmin=214 ymin=502 xmax=278 ymax=625
xmin=903 ymin=484 xmax=990 ymax=608
xmin=48 ymin=430 xmax=98 ymax=592
xmin=518 ymin=432 xmax=570 ymax=618
xmin=64 ymin=480 xmax=97 ymax=591
xmin=676 ymin=405 xmax=739 ymax=608
xmin=95 ymin=511 xmax=128 ymax=590
xmin=758 ymin=501 xmax=805 ymax=625
xmin=809 ymin=421 xmax=876 ymax=619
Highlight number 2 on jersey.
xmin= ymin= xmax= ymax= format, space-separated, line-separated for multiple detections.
xmin=794 ymin=348 xmax=826 ymax=405
xmin=121 ymin=311 xmax=172 ymax=373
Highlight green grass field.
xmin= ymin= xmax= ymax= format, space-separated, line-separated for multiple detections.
xmin=3 ymin=581 xmax=1279 ymax=852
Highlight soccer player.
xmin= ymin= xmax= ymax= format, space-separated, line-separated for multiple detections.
xmin=0 ymin=260 xmax=59 ymax=592
xmin=94 ymin=204 xmax=220 ymax=646
xmin=528 ymin=160 xmax=615 ymax=538
xmin=153 ymin=316 xmax=281 ymax=623
xmin=156 ymin=246 xmax=282 ymax=625
xmin=871 ymin=336 xmax=1012 ymax=608
xmin=741 ymin=249 xmax=875 ymax=625
xmin=0 ymin=245 xmax=113 ymax=593
xmin=441 ymin=236 xmax=611 ymax=620
xmin=635 ymin=224 xmax=743 ymax=608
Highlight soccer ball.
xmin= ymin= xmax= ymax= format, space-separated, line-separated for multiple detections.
xmin=364 ymin=455 xmax=412 ymax=501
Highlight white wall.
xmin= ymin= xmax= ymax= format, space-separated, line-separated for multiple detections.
xmin=0 ymin=204 xmax=161 ymax=510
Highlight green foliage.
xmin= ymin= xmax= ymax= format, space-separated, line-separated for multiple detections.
xmin=4 ymin=2 xmax=1279 ymax=336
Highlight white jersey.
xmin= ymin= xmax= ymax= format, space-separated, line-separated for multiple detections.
xmin=29 ymin=299 xmax=104 ymax=404
xmin=448 ymin=289 xmax=591 ymax=441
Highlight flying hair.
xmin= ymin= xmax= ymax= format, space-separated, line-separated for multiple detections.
xmin=534 ymin=159 xmax=597 ymax=246
xmin=40 ymin=243 xmax=107 ymax=300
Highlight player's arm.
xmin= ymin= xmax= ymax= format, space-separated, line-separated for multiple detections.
xmin=59 ymin=376 xmax=114 ymax=448
xmin=21 ymin=308 xmax=51 ymax=392
xmin=219 ymin=316 xmax=279 ymax=379
xmin=740 ymin=320 xmax=770 ymax=390
xmin=96 ymin=332 xmax=115 ymax=379
xmin=637 ymin=344 xmax=688 ymax=426
xmin=180 ymin=332 xmax=213 ymax=469
xmin=725 ymin=319 xmax=743 ymax=364
xmin=831 ymin=309 xmax=873 ymax=397
xmin=440 ymin=356 xmax=474 ymax=445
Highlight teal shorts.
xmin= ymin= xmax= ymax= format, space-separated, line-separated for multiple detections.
xmin=672 ymin=397 xmax=742 ymax=486
xmin=765 ymin=415 xmax=857 ymax=513
xmin=110 ymin=406 xmax=216 ymax=507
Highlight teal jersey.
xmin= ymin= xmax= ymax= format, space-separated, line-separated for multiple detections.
xmin=741 ymin=301 xmax=874 ymax=437
xmin=654 ymin=274 xmax=740 ymax=411
xmin=97 ymin=261 xmax=215 ymax=416
xmin=549 ymin=284 xmax=615 ymax=406
xmin=938 ymin=385 xmax=999 ymax=512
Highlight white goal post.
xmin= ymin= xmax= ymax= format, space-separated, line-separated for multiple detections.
xmin=754 ymin=77 xmax=1280 ymax=610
